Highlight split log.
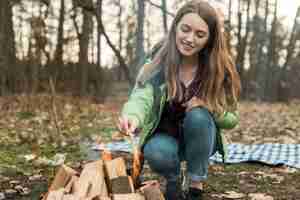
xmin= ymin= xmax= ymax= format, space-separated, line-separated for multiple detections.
xmin=43 ymin=165 xmax=78 ymax=200
xmin=64 ymin=175 xmax=79 ymax=194
xmin=104 ymin=157 xmax=127 ymax=179
xmin=62 ymin=194 xmax=111 ymax=200
xmin=46 ymin=188 xmax=65 ymax=200
xmin=104 ymin=157 xmax=135 ymax=194
xmin=44 ymin=157 xmax=164 ymax=200
xmin=61 ymin=194 xmax=80 ymax=200
xmin=73 ymin=160 xmax=108 ymax=198
xmin=48 ymin=165 xmax=78 ymax=191
xmin=112 ymin=193 xmax=145 ymax=200
xmin=110 ymin=176 xmax=134 ymax=194
xmin=140 ymin=180 xmax=165 ymax=200
xmin=89 ymin=196 xmax=112 ymax=200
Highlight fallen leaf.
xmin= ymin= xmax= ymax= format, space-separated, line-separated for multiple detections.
xmin=222 ymin=191 xmax=246 ymax=199
xmin=33 ymin=153 xmax=66 ymax=166
xmin=0 ymin=193 xmax=5 ymax=200
xmin=273 ymin=166 xmax=298 ymax=174
xmin=28 ymin=174 xmax=43 ymax=181
xmin=255 ymin=171 xmax=284 ymax=183
xmin=248 ymin=193 xmax=274 ymax=200
xmin=5 ymin=189 xmax=17 ymax=196
xmin=20 ymin=187 xmax=30 ymax=195
xmin=9 ymin=180 xmax=21 ymax=185
xmin=24 ymin=154 xmax=37 ymax=161
xmin=51 ymin=153 xmax=66 ymax=166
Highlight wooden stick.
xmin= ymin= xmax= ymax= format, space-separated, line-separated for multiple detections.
xmin=49 ymin=78 xmax=61 ymax=137
xmin=127 ymin=133 xmax=143 ymax=188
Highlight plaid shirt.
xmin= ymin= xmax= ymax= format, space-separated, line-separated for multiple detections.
xmin=155 ymin=78 xmax=201 ymax=139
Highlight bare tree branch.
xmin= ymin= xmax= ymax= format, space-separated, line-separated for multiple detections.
xmin=70 ymin=3 xmax=81 ymax=39
xmin=72 ymin=0 xmax=134 ymax=85
xmin=145 ymin=0 xmax=175 ymax=17
xmin=72 ymin=0 xmax=96 ymax=14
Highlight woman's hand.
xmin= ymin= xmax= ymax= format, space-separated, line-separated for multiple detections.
xmin=184 ymin=97 xmax=206 ymax=112
xmin=117 ymin=116 xmax=138 ymax=136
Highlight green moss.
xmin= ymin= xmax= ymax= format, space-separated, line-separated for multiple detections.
xmin=16 ymin=111 xmax=36 ymax=120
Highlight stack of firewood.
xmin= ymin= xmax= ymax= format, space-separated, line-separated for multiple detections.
xmin=42 ymin=155 xmax=165 ymax=200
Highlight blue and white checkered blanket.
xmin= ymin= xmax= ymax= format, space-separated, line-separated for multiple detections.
xmin=92 ymin=141 xmax=300 ymax=168
xmin=210 ymin=143 xmax=300 ymax=168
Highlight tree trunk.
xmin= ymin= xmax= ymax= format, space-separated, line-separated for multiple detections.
xmin=248 ymin=0 xmax=262 ymax=100
xmin=257 ymin=0 xmax=270 ymax=100
xmin=116 ymin=0 xmax=123 ymax=81
xmin=278 ymin=6 xmax=300 ymax=101
xmin=282 ymin=7 xmax=300 ymax=70
xmin=228 ymin=0 xmax=232 ymax=30
xmin=161 ymin=0 xmax=168 ymax=34
xmin=236 ymin=0 xmax=243 ymax=74
xmin=236 ymin=0 xmax=251 ymax=82
xmin=95 ymin=0 xmax=106 ymax=102
xmin=134 ymin=0 xmax=145 ymax=77
xmin=265 ymin=0 xmax=278 ymax=101
xmin=53 ymin=0 xmax=65 ymax=80
xmin=79 ymin=0 xmax=93 ymax=96
xmin=0 ymin=0 xmax=16 ymax=96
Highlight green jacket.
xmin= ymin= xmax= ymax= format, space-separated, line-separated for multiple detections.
xmin=121 ymin=65 xmax=239 ymax=162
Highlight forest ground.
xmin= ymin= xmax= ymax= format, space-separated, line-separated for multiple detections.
xmin=0 ymin=83 xmax=300 ymax=200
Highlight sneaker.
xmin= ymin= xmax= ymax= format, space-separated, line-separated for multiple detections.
xmin=185 ymin=187 xmax=203 ymax=200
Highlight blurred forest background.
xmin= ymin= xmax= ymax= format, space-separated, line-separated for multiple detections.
xmin=0 ymin=0 xmax=300 ymax=102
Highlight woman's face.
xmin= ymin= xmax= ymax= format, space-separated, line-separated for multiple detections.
xmin=175 ymin=13 xmax=210 ymax=58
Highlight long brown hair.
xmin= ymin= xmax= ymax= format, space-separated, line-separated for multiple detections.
xmin=141 ymin=1 xmax=241 ymax=114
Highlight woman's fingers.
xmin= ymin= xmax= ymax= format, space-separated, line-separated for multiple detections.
xmin=128 ymin=120 xmax=137 ymax=134
xmin=118 ymin=116 xmax=135 ymax=135
xmin=118 ymin=117 xmax=126 ymax=134
xmin=118 ymin=117 xmax=123 ymax=130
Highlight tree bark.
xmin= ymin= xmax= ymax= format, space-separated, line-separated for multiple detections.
xmin=282 ymin=7 xmax=300 ymax=70
xmin=53 ymin=0 xmax=65 ymax=80
xmin=95 ymin=0 xmax=106 ymax=102
xmin=236 ymin=0 xmax=251 ymax=82
xmin=247 ymin=0 xmax=261 ymax=100
xmin=161 ymin=0 xmax=168 ymax=34
xmin=0 ymin=0 xmax=16 ymax=95
xmin=116 ymin=0 xmax=123 ymax=81
xmin=79 ymin=0 xmax=93 ymax=96
xmin=134 ymin=0 xmax=146 ymax=77
xmin=278 ymin=6 xmax=300 ymax=101
xmin=265 ymin=0 xmax=278 ymax=100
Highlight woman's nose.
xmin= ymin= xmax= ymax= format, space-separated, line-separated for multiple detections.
xmin=185 ymin=32 xmax=195 ymax=44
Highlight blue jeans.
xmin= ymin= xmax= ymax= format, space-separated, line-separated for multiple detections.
xmin=143 ymin=107 xmax=217 ymax=182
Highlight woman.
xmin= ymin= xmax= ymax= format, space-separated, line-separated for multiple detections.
xmin=118 ymin=1 xmax=241 ymax=199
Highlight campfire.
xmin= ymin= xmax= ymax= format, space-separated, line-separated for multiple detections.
xmin=42 ymin=151 xmax=165 ymax=200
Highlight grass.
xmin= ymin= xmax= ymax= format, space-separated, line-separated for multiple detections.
xmin=0 ymin=92 xmax=300 ymax=199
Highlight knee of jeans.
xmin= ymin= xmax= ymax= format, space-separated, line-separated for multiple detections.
xmin=143 ymin=136 xmax=179 ymax=173
xmin=184 ymin=107 xmax=213 ymax=127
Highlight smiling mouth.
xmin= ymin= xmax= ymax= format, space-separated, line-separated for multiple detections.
xmin=181 ymin=40 xmax=194 ymax=49
xmin=182 ymin=42 xmax=194 ymax=51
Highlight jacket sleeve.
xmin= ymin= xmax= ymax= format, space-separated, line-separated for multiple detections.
xmin=215 ymin=110 xmax=239 ymax=129
xmin=121 ymin=83 xmax=154 ymax=128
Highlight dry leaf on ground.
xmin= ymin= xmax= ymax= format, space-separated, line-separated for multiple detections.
xmin=248 ymin=193 xmax=274 ymax=200
xmin=222 ymin=191 xmax=246 ymax=199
